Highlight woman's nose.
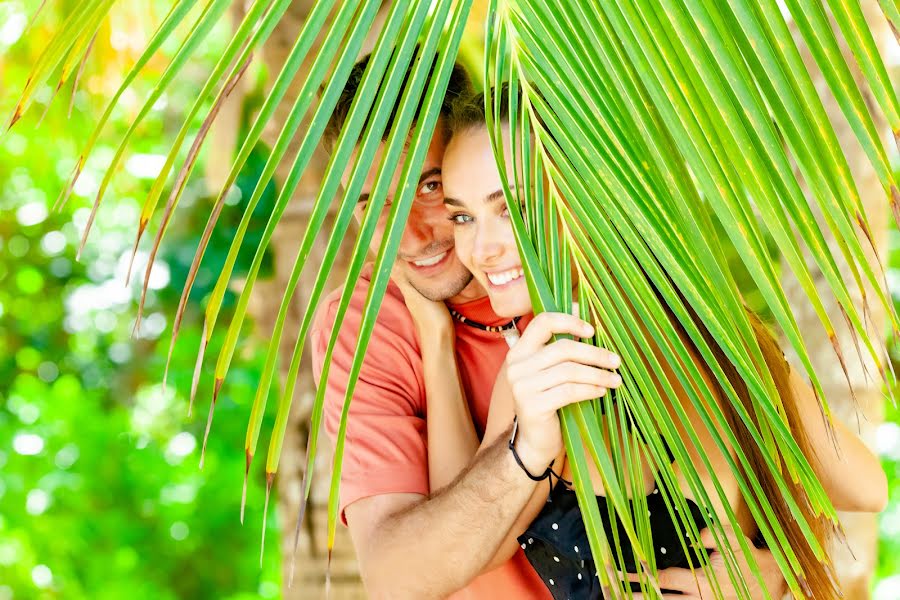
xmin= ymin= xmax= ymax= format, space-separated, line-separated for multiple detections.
xmin=471 ymin=220 xmax=505 ymax=266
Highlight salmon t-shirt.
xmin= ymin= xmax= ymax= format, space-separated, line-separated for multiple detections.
xmin=311 ymin=264 xmax=549 ymax=599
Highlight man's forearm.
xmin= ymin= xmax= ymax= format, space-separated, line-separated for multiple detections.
xmin=360 ymin=428 xmax=542 ymax=598
xmin=422 ymin=330 xmax=480 ymax=492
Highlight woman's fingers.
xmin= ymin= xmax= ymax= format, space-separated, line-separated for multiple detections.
xmin=526 ymin=360 xmax=622 ymax=393
xmin=522 ymin=338 xmax=620 ymax=372
xmin=510 ymin=312 xmax=594 ymax=358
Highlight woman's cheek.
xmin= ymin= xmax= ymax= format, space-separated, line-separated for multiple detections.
xmin=453 ymin=226 xmax=476 ymax=271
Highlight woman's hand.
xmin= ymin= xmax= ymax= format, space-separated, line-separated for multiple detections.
xmin=505 ymin=312 xmax=623 ymax=473
xmin=392 ymin=265 xmax=454 ymax=337
xmin=630 ymin=524 xmax=787 ymax=599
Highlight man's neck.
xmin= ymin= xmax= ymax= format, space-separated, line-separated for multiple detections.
xmin=447 ymin=278 xmax=487 ymax=305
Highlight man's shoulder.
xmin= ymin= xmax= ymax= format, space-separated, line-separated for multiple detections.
xmin=312 ymin=265 xmax=413 ymax=339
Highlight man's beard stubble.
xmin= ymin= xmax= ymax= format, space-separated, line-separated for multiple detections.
xmin=410 ymin=268 xmax=473 ymax=302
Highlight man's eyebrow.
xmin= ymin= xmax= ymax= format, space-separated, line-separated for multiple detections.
xmin=418 ymin=167 xmax=441 ymax=184
xmin=358 ymin=168 xmax=441 ymax=205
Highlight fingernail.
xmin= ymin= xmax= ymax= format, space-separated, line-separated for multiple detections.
xmin=582 ymin=323 xmax=594 ymax=336
xmin=611 ymin=353 xmax=621 ymax=368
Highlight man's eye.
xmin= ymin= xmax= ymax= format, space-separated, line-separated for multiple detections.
xmin=449 ymin=213 xmax=472 ymax=224
xmin=418 ymin=180 xmax=442 ymax=195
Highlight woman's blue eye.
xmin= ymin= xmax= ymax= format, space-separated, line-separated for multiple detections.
xmin=449 ymin=213 xmax=472 ymax=224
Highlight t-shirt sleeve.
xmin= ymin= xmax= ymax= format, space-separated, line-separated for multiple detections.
xmin=311 ymin=290 xmax=428 ymax=525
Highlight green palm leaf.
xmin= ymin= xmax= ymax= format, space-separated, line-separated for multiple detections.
xmin=8 ymin=1 xmax=897 ymax=597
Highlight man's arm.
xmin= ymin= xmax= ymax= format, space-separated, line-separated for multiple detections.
xmin=346 ymin=427 xmax=544 ymax=599
xmin=343 ymin=313 xmax=621 ymax=598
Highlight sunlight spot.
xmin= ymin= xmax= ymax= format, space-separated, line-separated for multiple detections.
xmin=0 ymin=10 xmax=26 ymax=48
xmin=94 ymin=311 xmax=117 ymax=334
xmin=72 ymin=171 xmax=99 ymax=198
xmin=31 ymin=564 xmax=52 ymax=588
xmin=166 ymin=432 xmax=196 ymax=461
xmin=125 ymin=154 xmax=166 ymax=179
xmin=37 ymin=361 xmax=59 ymax=383
xmin=875 ymin=575 xmax=900 ymax=600
xmin=162 ymin=483 xmax=198 ymax=504
xmin=55 ymin=444 xmax=79 ymax=469
xmin=259 ymin=581 xmax=279 ymax=598
xmin=16 ymin=202 xmax=48 ymax=227
xmin=136 ymin=312 xmax=167 ymax=340
xmin=170 ymin=521 xmax=189 ymax=541
xmin=40 ymin=231 xmax=67 ymax=256
xmin=13 ymin=433 xmax=44 ymax=455
xmin=0 ymin=541 xmax=18 ymax=566
xmin=109 ymin=343 xmax=132 ymax=364
xmin=224 ymin=184 xmax=243 ymax=206
xmin=26 ymin=489 xmax=50 ymax=515
xmin=876 ymin=422 xmax=900 ymax=460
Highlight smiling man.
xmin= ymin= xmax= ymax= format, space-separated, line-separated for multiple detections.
xmin=313 ymin=54 xmax=555 ymax=599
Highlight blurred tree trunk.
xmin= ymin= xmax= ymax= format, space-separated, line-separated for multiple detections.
xmin=252 ymin=2 xmax=389 ymax=598
xmin=783 ymin=3 xmax=894 ymax=598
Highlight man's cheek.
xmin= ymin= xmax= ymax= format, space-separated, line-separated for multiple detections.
xmin=368 ymin=221 xmax=387 ymax=255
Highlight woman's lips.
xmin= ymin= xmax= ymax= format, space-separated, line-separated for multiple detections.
xmin=484 ymin=266 xmax=524 ymax=288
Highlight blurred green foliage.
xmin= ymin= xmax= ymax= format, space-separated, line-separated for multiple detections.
xmin=0 ymin=2 xmax=282 ymax=598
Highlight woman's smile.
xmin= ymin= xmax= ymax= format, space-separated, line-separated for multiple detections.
xmin=483 ymin=266 xmax=524 ymax=288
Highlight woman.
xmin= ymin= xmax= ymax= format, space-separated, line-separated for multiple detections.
xmin=397 ymin=90 xmax=887 ymax=599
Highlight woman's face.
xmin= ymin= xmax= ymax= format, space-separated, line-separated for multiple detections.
xmin=442 ymin=124 xmax=532 ymax=318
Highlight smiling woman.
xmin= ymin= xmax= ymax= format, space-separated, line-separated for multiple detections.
xmin=435 ymin=87 xmax=889 ymax=599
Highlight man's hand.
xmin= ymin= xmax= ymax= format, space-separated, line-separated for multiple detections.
xmin=392 ymin=264 xmax=454 ymax=336
xmin=505 ymin=312 xmax=622 ymax=474
xmin=630 ymin=525 xmax=787 ymax=599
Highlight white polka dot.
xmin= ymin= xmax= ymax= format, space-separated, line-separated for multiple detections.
xmin=647 ymin=509 xmax=652 ymax=517
xmin=552 ymin=523 xmax=559 ymax=530
xmin=653 ymin=488 xmax=658 ymax=494
xmin=528 ymin=538 xmax=533 ymax=544
xmin=574 ymin=545 xmax=579 ymax=553
xmin=549 ymin=578 xmax=555 ymax=586
xmin=577 ymin=573 xmax=583 ymax=580
xmin=661 ymin=547 xmax=667 ymax=554
xmin=554 ymin=556 xmax=560 ymax=562
xmin=521 ymin=543 xmax=527 ymax=549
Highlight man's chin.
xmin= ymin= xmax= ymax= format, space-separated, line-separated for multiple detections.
xmin=407 ymin=268 xmax=473 ymax=302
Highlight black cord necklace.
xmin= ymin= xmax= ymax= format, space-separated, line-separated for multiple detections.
xmin=449 ymin=309 xmax=520 ymax=333
xmin=449 ymin=309 xmax=522 ymax=347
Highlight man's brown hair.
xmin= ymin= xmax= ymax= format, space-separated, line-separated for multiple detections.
xmin=323 ymin=50 xmax=473 ymax=151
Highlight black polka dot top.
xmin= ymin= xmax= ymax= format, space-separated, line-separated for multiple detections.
xmin=517 ymin=479 xmax=712 ymax=598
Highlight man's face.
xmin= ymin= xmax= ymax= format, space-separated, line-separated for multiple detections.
xmin=343 ymin=128 xmax=473 ymax=301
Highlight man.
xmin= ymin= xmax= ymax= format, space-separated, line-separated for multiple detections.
xmin=311 ymin=54 xmax=786 ymax=599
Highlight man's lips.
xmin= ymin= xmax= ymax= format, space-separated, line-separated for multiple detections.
xmin=404 ymin=249 xmax=452 ymax=273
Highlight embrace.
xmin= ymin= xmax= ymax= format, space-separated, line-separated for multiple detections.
xmin=310 ymin=56 xmax=887 ymax=599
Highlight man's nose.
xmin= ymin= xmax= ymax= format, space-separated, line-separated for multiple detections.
xmin=402 ymin=202 xmax=443 ymax=247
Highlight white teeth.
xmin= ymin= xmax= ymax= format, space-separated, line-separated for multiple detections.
xmin=413 ymin=251 xmax=447 ymax=267
xmin=487 ymin=267 xmax=524 ymax=286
